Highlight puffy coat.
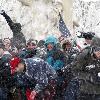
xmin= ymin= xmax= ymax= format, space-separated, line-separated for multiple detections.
xmin=16 ymin=57 xmax=57 ymax=92
xmin=45 ymin=36 xmax=66 ymax=71
xmin=72 ymin=46 xmax=100 ymax=94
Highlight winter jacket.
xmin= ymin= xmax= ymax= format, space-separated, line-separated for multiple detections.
xmin=63 ymin=47 xmax=79 ymax=65
xmin=19 ymin=48 xmax=37 ymax=59
xmin=16 ymin=57 xmax=57 ymax=93
xmin=0 ymin=53 xmax=12 ymax=86
xmin=71 ymin=46 xmax=100 ymax=94
xmin=45 ymin=36 xmax=65 ymax=71
xmin=46 ymin=49 xmax=65 ymax=71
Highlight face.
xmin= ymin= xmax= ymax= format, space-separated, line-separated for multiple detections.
xmin=85 ymin=39 xmax=92 ymax=45
xmin=66 ymin=44 xmax=71 ymax=50
xmin=0 ymin=48 xmax=4 ymax=57
xmin=16 ymin=63 xmax=25 ymax=72
xmin=94 ymin=51 xmax=100 ymax=59
xmin=47 ymin=43 xmax=54 ymax=51
xmin=27 ymin=43 xmax=36 ymax=49
xmin=3 ymin=39 xmax=11 ymax=48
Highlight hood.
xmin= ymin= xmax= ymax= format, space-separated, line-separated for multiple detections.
xmin=45 ymin=35 xmax=58 ymax=46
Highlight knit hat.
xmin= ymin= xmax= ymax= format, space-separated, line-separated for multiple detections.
xmin=10 ymin=57 xmax=21 ymax=74
xmin=27 ymin=39 xmax=37 ymax=46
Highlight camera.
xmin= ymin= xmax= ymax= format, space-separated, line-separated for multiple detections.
xmin=77 ymin=32 xmax=95 ymax=40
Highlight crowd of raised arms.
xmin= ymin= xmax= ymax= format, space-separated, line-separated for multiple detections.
xmin=0 ymin=10 xmax=100 ymax=100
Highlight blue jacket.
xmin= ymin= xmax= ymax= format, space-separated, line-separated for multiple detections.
xmin=46 ymin=49 xmax=65 ymax=71
xmin=45 ymin=36 xmax=65 ymax=71
xmin=16 ymin=57 xmax=57 ymax=92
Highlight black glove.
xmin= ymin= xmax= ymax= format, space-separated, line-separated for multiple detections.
xmin=0 ymin=10 xmax=5 ymax=15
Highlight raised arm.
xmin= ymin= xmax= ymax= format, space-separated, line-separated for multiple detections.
xmin=0 ymin=10 xmax=14 ymax=28
xmin=0 ymin=10 xmax=21 ymax=34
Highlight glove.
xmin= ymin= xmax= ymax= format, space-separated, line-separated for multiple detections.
xmin=0 ymin=10 xmax=5 ymax=15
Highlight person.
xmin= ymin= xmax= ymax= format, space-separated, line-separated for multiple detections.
xmin=45 ymin=35 xmax=66 ymax=99
xmin=62 ymin=40 xmax=79 ymax=65
xmin=61 ymin=40 xmax=79 ymax=99
xmin=45 ymin=35 xmax=66 ymax=71
xmin=0 ymin=43 xmax=12 ymax=100
xmin=36 ymin=40 xmax=47 ymax=59
xmin=3 ymin=38 xmax=18 ymax=55
xmin=64 ymin=32 xmax=100 ymax=100
xmin=19 ymin=39 xmax=37 ymax=59
xmin=10 ymin=57 xmax=57 ymax=100
xmin=0 ymin=43 xmax=12 ymax=64
xmin=3 ymin=38 xmax=12 ymax=51
xmin=0 ymin=10 xmax=26 ymax=49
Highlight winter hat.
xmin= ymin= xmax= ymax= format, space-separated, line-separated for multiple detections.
xmin=93 ymin=47 xmax=100 ymax=59
xmin=10 ymin=57 xmax=21 ymax=74
xmin=45 ymin=35 xmax=58 ymax=46
xmin=91 ymin=37 xmax=100 ymax=47
xmin=37 ymin=40 xmax=45 ymax=47
xmin=94 ymin=47 xmax=100 ymax=52
xmin=27 ymin=39 xmax=37 ymax=46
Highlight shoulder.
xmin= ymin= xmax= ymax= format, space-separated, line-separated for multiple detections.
xmin=26 ymin=57 xmax=44 ymax=64
xmin=54 ymin=49 xmax=64 ymax=55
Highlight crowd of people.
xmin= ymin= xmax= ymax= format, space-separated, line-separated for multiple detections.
xmin=0 ymin=10 xmax=100 ymax=100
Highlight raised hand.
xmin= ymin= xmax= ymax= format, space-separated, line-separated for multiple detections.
xmin=0 ymin=10 xmax=5 ymax=15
